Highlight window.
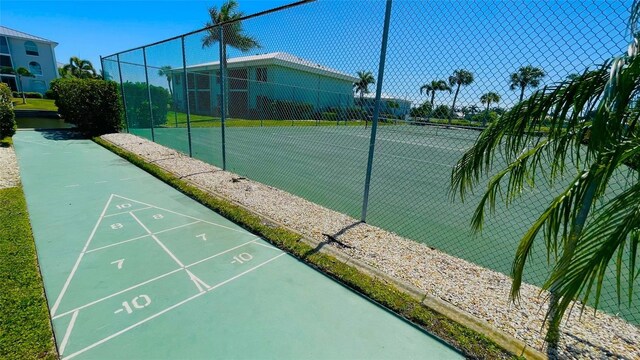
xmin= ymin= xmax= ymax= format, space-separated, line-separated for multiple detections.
xmin=195 ymin=73 xmax=209 ymax=89
xmin=228 ymin=69 xmax=247 ymax=90
xmin=28 ymin=61 xmax=42 ymax=76
xmin=0 ymin=37 xmax=8 ymax=54
xmin=25 ymin=41 xmax=39 ymax=56
xmin=0 ymin=55 xmax=12 ymax=68
xmin=256 ymin=68 xmax=267 ymax=83
xmin=0 ymin=76 xmax=17 ymax=91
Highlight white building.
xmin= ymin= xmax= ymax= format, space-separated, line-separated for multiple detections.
xmin=0 ymin=26 xmax=58 ymax=94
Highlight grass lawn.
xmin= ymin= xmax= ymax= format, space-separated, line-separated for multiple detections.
xmin=0 ymin=186 xmax=57 ymax=359
xmin=164 ymin=111 xmax=370 ymax=128
xmin=12 ymin=98 xmax=58 ymax=112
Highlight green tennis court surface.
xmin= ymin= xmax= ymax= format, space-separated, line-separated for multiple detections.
xmin=129 ymin=124 xmax=639 ymax=325
xmin=13 ymin=130 xmax=462 ymax=359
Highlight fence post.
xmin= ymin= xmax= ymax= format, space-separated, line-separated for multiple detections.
xmin=360 ymin=0 xmax=393 ymax=222
xmin=181 ymin=36 xmax=193 ymax=157
xmin=218 ymin=26 xmax=227 ymax=171
xmin=142 ymin=47 xmax=155 ymax=142
xmin=115 ymin=54 xmax=130 ymax=133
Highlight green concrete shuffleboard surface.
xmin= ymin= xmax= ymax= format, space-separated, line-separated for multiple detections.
xmin=13 ymin=130 xmax=462 ymax=360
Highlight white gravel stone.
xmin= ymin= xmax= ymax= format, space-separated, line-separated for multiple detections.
xmin=102 ymin=133 xmax=640 ymax=359
xmin=0 ymin=144 xmax=19 ymax=189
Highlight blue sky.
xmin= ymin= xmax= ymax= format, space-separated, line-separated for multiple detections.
xmin=1 ymin=0 xmax=633 ymax=108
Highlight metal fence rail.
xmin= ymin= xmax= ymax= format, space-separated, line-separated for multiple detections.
xmin=101 ymin=0 xmax=638 ymax=325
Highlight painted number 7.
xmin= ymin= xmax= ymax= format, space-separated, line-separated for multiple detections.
xmin=196 ymin=233 xmax=207 ymax=241
xmin=111 ymin=259 xmax=125 ymax=269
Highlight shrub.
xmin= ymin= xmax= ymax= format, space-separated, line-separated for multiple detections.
xmin=346 ymin=107 xmax=367 ymax=120
xmin=267 ymin=99 xmax=314 ymax=120
xmin=50 ymin=78 xmax=122 ymax=135
xmin=432 ymin=104 xmax=450 ymax=119
xmin=44 ymin=89 xmax=57 ymax=100
xmin=12 ymin=91 xmax=43 ymax=99
xmin=0 ymin=103 xmax=16 ymax=138
xmin=0 ymin=83 xmax=12 ymax=106
xmin=120 ymin=82 xmax=170 ymax=128
xmin=321 ymin=112 xmax=337 ymax=121
xmin=471 ymin=111 xmax=499 ymax=125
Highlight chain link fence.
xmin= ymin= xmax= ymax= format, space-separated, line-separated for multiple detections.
xmin=102 ymin=0 xmax=638 ymax=325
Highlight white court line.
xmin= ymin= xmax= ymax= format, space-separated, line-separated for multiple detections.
xmin=59 ymin=310 xmax=79 ymax=355
xmin=113 ymin=194 xmax=246 ymax=234
xmin=130 ymin=212 xmax=185 ymax=268
xmin=55 ymin=238 xmax=259 ymax=319
xmin=50 ymin=194 xmax=114 ymax=317
xmin=102 ymin=206 xmax=152 ymax=218
xmin=186 ymin=238 xmax=261 ymax=268
xmin=63 ymin=253 xmax=286 ymax=360
xmin=94 ymin=181 xmax=108 ymax=184
xmin=84 ymin=234 xmax=150 ymax=254
xmin=64 ymin=184 xmax=80 ymax=188
xmin=84 ymin=220 xmax=201 ymax=254
xmin=252 ymin=241 xmax=280 ymax=251
xmin=52 ymin=268 xmax=183 ymax=320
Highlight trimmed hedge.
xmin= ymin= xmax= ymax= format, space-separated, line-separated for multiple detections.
xmin=0 ymin=83 xmax=12 ymax=106
xmin=50 ymin=78 xmax=122 ymax=135
xmin=267 ymin=99 xmax=314 ymax=120
xmin=12 ymin=91 xmax=43 ymax=99
xmin=0 ymin=103 xmax=16 ymax=138
xmin=121 ymin=82 xmax=171 ymax=128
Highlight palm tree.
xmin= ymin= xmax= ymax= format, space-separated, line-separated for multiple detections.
xmin=353 ymin=71 xmax=375 ymax=112
xmin=419 ymin=80 xmax=451 ymax=122
xmin=158 ymin=66 xmax=178 ymax=127
xmin=448 ymin=69 xmax=474 ymax=125
xmin=509 ymin=65 xmax=545 ymax=102
xmin=479 ymin=92 xmax=500 ymax=126
xmin=451 ymin=0 xmax=640 ymax=347
xmin=0 ymin=67 xmax=34 ymax=104
xmin=201 ymin=0 xmax=260 ymax=114
xmin=62 ymin=57 xmax=98 ymax=79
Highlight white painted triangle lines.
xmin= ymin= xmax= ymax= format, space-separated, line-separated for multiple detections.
xmin=50 ymin=193 xmax=244 ymax=317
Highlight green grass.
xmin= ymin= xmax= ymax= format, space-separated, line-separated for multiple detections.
xmin=0 ymin=186 xmax=57 ymax=360
xmin=12 ymin=98 xmax=58 ymax=112
xmin=1 ymin=136 xmax=12 ymax=147
xmin=94 ymin=136 xmax=519 ymax=360
xmin=164 ymin=111 xmax=369 ymax=128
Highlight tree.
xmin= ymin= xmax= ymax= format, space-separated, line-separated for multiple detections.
xmin=509 ymin=65 xmax=545 ymax=102
xmin=0 ymin=66 xmax=34 ymax=104
xmin=448 ymin=69 xmax=474 ymax=125
xmin=353 ymin=71 xmax=375 ymax=111
xmin=479 ymin=92 xmax=500 ymax=126
xmin=419 ymin=80 xmax=451 ymax=122
xmin=61 ymin=57 xmax=98 ymax=79
xmin=202 ymin=0 xmax=260 ymax=113
xmin=158 ymin=66 xmax=178 ymax=127
xmin=451 ymin=0 xmax=640 ymax=346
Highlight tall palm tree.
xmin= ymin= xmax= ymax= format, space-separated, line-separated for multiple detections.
xmin=479 ymin=92 xmax=500 ymax=126
xmin=509 ymin=65 xmax=545 ymax=102
xmin=353 ymin=71 xmax=375 ymax=112
xmin=448 ymin=69 xmax=474 ymax=125
xmin=419 ymin=80 xmax=451 ymax=121
xmin=158 ymin=66 xmax=178 ymax=127
xmin=0 ymin=66 xmax=34 ymax=104
xmin=202 ymin=0 xmax=260 ymax=114
xmin=451 ymin=0 xmax=640 ymax=346
xmin=62 ymin=57 xmax=98 ymax=79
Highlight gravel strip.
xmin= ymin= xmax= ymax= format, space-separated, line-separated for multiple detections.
xmin=102 ymin=133 xmax=640 ymax=359
xmin=0 ymin=145 xmax=20 ymax=189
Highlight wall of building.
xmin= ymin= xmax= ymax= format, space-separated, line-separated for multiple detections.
xmin=6 ymin=37 xmax=57 ymax=94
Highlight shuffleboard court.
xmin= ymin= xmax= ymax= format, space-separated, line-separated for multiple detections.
xmin=12 ymin=130 xmax=462 ymax=359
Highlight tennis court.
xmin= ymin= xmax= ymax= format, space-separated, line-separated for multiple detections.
xmin=130 ymin=123 xmax=639 ymax=324
xmin=13 ymin=130 xmax=461 ymax=359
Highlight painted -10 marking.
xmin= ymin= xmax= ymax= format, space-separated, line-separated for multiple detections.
xmin=114 ymin=295 xmax=151 ymax=315
xmin=231 ymin=253 xmax=253 ymax=264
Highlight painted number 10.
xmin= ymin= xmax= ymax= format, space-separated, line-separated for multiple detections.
xmin=231 ymin=253 xmax=253 ymax=264
xmin=115 ymin=203 xmax=131 ymax=210
xmin=115 ymin=295 xmax=151 ymax=315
